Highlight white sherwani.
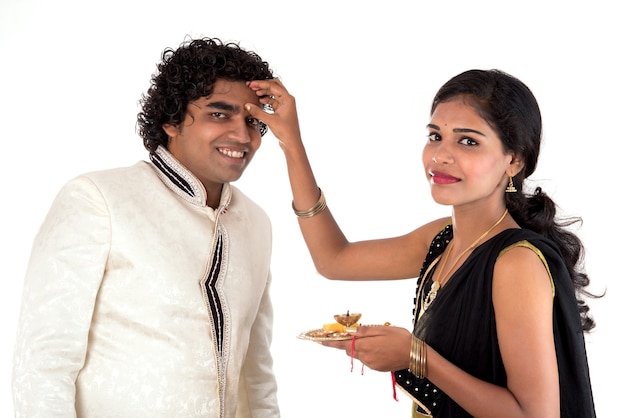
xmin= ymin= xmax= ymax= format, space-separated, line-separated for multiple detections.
xmin=13 ymin=146 xmax=279 ymax=418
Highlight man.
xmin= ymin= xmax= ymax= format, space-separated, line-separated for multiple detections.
xmin=12 ymin=37 xmax=280 ymax=418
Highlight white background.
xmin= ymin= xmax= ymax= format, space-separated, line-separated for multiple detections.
xmin=1 ymin=1 xmax=623 ymax=416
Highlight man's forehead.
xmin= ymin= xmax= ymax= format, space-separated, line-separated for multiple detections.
xmin=201 ymin=80 xmax=259 ymax=106
xmin=190 ymin=94 xmax=259 ymax=112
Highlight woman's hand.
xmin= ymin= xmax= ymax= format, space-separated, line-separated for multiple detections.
xmin=246 ymin=79 xmax=302 ymax=151
xmin=323 ymin=325 xmax=413 ymax=372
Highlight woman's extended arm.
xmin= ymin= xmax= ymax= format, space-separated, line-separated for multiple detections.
xmin=246 ymin=79 xmax=444 ymax=280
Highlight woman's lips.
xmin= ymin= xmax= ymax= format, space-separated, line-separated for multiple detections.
xmin=429 ymin=170 xmax=460 ymax=185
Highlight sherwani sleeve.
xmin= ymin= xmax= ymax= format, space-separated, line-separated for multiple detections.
xmin=237 ymin=271 xmax=280 ymax=418
xmin=12 ymin=176 xmax=111 ymax=417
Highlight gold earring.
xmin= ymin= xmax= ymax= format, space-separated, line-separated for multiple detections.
xmin=505 ymin=176 xmax=517 ymax=193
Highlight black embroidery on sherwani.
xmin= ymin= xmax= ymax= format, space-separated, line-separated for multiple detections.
xmin=204 ymin=231 xmax=225 ymax=354
xmin=149 ymin=152 xmax=195 ymax=197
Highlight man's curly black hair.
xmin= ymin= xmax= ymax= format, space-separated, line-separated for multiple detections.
xmin=137 ymin=37 xmax=275 ymax=152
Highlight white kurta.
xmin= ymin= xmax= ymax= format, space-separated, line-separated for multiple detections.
xmin=13 ymin=146 xmax=279 ymax=418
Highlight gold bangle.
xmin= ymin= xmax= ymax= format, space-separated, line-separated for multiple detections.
xmin=420 ymin=337 xmax=427 ymax=378
xmin=409 ymin=334 xmax=417 ymax=375
xmin=292 ymin=188 xmax=327 ymax=218
xmin=409 ymin=335 xmax=427 ymax=378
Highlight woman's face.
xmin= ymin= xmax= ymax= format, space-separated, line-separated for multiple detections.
xmin=422 ymin=97 xmax=518 ymax=209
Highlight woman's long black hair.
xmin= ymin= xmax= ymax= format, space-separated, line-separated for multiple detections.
xmin=432 ymin=69 xmax=598 ymax=331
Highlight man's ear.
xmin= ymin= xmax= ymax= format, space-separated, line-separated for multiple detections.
xmin=162 ymin=123 xmax=178 ymax=139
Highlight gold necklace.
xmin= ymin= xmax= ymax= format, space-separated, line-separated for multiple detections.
xmin=422 ymin=208 xmax=509 ymax=311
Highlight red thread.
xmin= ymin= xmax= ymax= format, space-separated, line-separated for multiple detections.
xmin=349 ymin=326 xmax=397 ymax=401
xmin=390 ymin=372 xmax=398 ymax=401
xmin=350 ymin=335 xmax=356 ymax=372
xmin=349 ymin=335 xmax=366 ymax=374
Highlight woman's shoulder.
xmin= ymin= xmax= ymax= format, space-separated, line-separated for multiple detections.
xmin=493 ymin=228 xmax=557 ymax=252
xmin=422 ymin=217 xmax=453 ymax=241
xmin=489 ymin=228 xmax=564 ymax=275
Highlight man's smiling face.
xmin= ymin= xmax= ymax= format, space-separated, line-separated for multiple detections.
xmin=164 ymin=79 xmax=264 ymax=203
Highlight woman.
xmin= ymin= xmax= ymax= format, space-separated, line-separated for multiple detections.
xmin=246 ymin=69 xmax=597 ymax=417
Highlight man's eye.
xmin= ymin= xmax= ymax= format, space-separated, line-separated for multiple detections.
xmin=247 ymin=117 xmax=260 ymax=127
xmin=211 ymin=112 xmax=226 ymax=119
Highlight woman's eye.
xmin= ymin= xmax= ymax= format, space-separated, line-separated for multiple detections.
xmin=427 ymin=132 xmax=440 ymax=142
xmin=459 ymin=137 xmax=478 ymax=146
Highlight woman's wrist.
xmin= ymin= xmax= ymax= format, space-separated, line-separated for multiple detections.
xmin=409 ymin=335 xmax=427 ymax=378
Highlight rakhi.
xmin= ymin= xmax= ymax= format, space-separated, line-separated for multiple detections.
xmin=348 ymin=323 xmax=398 ymax=401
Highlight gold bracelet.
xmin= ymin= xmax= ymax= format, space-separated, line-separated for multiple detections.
xmin=409 ymin=334 xmax=418 ymax=375
xmin=409 ymin=335 xmax=427 ymax=378
xmin=420 ymin=337 xmax=427 ymax=378
xmin=292 ymin=188 xmax=327 ymax=218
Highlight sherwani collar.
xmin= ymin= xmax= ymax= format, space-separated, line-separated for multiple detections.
xmin=149 ymin=145 xmax=232 ymax=211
